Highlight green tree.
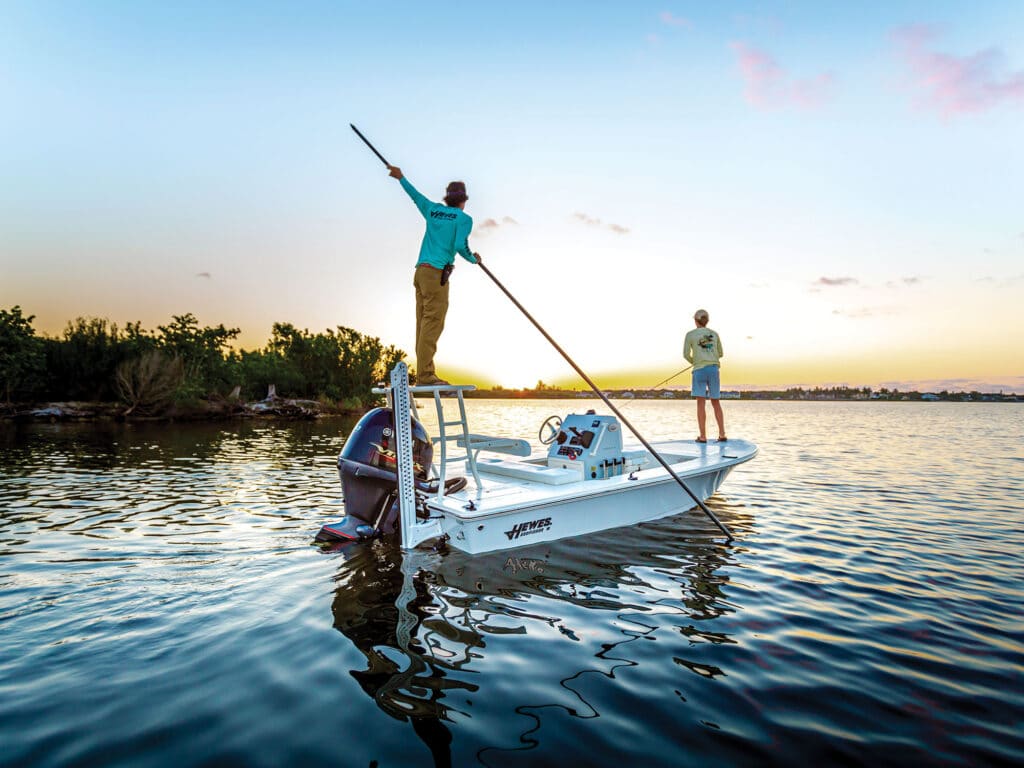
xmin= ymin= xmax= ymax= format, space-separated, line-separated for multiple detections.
xmin=40 ymin=318 xmax=158 ymax=401
xmin=240 ymin=324 xmax=404 ymax=403
xmin=0 ymin=306 xmax=44 ymax=402
xmin=156 ymin=313 xmax=240 ymax=397
xmin=266 ymin=323 xmax=339 ymax=397
xmin=46 ymin=318 xmax=122 ymax=400
xmin=335 ymin=326 xmax=404 ymax=401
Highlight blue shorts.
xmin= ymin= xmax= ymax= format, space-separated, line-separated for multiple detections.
xmin=692 ymin=365 xmax=720 ymax=399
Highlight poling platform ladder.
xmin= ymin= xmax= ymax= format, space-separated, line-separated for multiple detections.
xmin=376 ymin=363 xmax=481 ymax=549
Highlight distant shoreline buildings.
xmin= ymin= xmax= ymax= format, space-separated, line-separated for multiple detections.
xmin=468 ymin=385 xmax=1021 ymax=403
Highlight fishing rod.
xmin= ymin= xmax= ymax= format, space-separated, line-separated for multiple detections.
xmin=475 ymin=262 xmax=733 ymax=541
xmin=648 ymin=364 xmax=693 ymax=391
xmin=618 ymin=364 xmax=693 ymax=409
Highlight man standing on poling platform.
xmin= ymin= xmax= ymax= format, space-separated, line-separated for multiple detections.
xmin=387 ymin=164 xmax=480 ymax=386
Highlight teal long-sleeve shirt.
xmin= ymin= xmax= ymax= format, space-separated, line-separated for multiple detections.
xmin=399 ymin=177 xmax=477 ymax=269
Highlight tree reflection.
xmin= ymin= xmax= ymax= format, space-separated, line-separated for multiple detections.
xmin=0 ymin=415 xmax=361 ymax=473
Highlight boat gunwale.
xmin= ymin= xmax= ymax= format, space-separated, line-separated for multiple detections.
xmin=428 ymin=439 xmax=758 ymax=522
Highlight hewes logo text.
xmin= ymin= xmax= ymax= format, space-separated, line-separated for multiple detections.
xmin=504 ymin=517 xmax=552 ymax=541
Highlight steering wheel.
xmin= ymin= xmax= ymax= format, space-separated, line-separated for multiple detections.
xmin=539 ymin=415 xmax=563 ymax=445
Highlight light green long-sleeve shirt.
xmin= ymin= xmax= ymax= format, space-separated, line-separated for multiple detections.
xmin=684 ymin=326 xmax=723 ymax=370
xmin=399 ymin=177 xmax=477 ymax=269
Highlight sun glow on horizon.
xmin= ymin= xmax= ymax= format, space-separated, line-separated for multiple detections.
xmin=3 ymin=3 xmax=1023 ymax=395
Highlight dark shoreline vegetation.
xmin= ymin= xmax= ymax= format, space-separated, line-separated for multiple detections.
xmin=1 ymin=306 xmax=404 ymax=421
xmin=2 ymin=307 xmax=1019 ymax=423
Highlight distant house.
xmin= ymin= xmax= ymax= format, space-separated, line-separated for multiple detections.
xmin=621 ymin=391 xmax=635 ymax=399
xmin=921 ymin=393 xmax=940 ymax=401
xmin=720 ymin=391 xmax=740 ymax=400
xmin=661 ymin=391 xmax=676 ymax=399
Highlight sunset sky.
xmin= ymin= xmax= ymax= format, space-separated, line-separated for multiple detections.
xmin=3 ymin=2 xmax=1022 ymax=391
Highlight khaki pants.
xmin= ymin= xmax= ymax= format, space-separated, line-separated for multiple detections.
xmin=413 ymin=264 xmax=449 ymax=380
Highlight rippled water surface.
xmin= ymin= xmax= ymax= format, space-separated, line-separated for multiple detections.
xmin=2 ymin=401 xmax=1022 ymax=767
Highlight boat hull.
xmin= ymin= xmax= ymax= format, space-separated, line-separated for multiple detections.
xmin=423 ymin=439 xmax=756 ymax=554
xmin=439 ymin=468 xmax=731 ymax=554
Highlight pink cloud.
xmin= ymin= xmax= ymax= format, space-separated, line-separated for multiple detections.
xmin=884 ymin=275 xmax=926 ymax=287
xmin=730 ymin=42 xmax=835 ymax=109
xmin=815 ymin=276 xmax=859 ymax=287
xmin=573 ymin=212 xmax=630 ymax=235
xmin=475 ymin=216 xmax=519 ymax=237
xmin=659 ymin=11 xmax=691 ymax=28
xmin=832 ymin=306 xmax=899 ymax=318
xmin=894 ymin=25 xmax=1024 ymax=116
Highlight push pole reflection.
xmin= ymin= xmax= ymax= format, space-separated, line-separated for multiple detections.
xmin=326 ymin=509 xmax=749 ymax=766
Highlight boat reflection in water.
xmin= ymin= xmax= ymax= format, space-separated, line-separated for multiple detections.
xmin=324 ymin=504 xmax=751 ymax=766
xmin=328 ymin=539 xmax=476 ymax=767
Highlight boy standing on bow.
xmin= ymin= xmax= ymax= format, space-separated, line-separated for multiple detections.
xmin=684 ymin=309 xmax=726 ymax=443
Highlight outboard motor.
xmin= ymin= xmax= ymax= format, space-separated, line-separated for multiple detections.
xmin=315 ymin=407 xmax=433 ymax=543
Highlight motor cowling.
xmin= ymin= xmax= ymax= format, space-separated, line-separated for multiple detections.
xmin=339 ymin=406 xmax=432 ymax=480
xmin=315 ymin=407 xmax=433 ymax=543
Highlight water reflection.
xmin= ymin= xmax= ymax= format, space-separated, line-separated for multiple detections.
xmin=0 ymin=416 xmax=361 ymax=473
xmin=330 ymin=541 xmax=475 ymax=768
xmin=326 ymin=507 xmax=751 ymax=765
xmin=5 ymin=404 xmax=1020 ymax=764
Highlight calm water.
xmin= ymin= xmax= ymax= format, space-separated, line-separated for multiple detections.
xmin=1 ymin=401 xmax=1022 ymax=767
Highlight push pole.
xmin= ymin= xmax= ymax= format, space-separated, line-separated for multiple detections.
xmin=350 ymin=124 xmax=391 ymax=167
xmin=475 ymin=261 xmax=733 ymax=541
